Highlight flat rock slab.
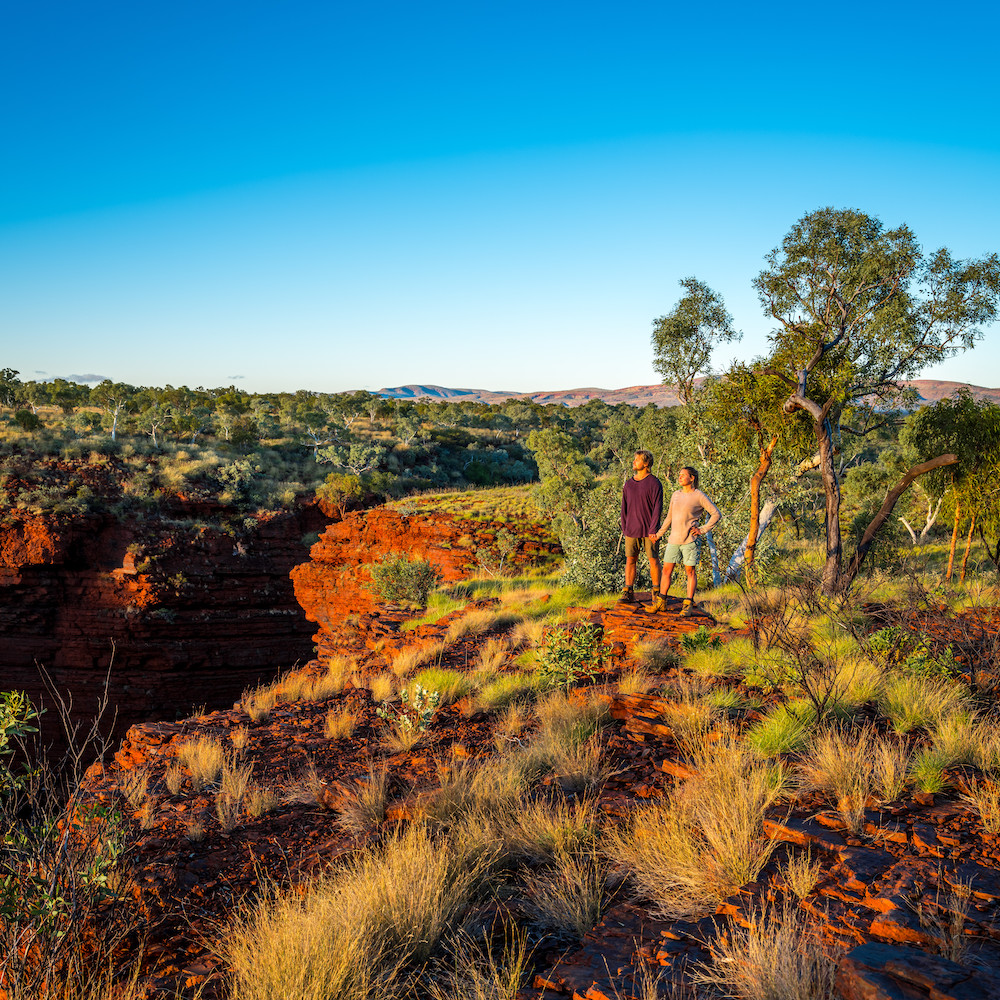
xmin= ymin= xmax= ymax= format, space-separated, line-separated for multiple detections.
xmin=836 ymin=942 xmax=1000 ymax=1000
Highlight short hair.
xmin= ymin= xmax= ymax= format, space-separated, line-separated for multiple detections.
xmin=682 ymin=466 xmax=699 ymax=487
xmin=635 ymin=449 xmax=654 ymax=470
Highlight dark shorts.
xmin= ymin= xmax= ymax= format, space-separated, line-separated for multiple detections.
xmin=625 ymin=536 xmax=660 ymax=560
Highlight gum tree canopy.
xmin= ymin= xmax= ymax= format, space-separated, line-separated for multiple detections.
xmin=756 ymin=207 xmax=1000 ymax=593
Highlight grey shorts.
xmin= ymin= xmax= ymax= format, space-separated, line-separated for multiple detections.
xmin=624 ymin=535 xmax=660 ymax=560
xmin=663 ymin=540 xmax=701 ymax=567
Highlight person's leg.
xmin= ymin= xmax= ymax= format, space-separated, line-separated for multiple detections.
xmin=621 ymin=537 xmax=639 ymax=600
xmin=684 ymin=565 xmax=697 ymax=600
xmin=680 ymin=544 xmax=699 ymax=616
xmin=650 ymin=556 xmax=661 ymax=592
xmin=659 ymin=562 xmax=675 ymax=596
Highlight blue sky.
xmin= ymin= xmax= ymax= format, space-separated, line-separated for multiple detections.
xmin=2 ymin=0 xmax=999 ymax=394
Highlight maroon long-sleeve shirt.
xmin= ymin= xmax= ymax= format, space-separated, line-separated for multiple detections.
xmin=621 ymin=474 xmax=663 ymax=538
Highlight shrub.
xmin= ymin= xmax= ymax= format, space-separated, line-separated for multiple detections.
xmin=535 ymin=623 xmax=608 ymax=691
xmin=367 ymin=553 xmax=441 ymax=607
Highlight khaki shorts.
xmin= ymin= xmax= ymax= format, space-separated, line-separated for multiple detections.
xmin=663 ymin=540 xmax=700 ymax=567
xmin=624 ymin=536 xmax=660 ymax=560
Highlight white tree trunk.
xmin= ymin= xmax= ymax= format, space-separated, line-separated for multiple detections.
xmin=726 ymin=501 xmax=778 ymax=581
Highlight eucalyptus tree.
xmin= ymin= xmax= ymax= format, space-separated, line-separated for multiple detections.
xmin=756 ymin=207 xmax=1000 ymax=593
xmin=705 ymin=362 xmax=813 ymax=578
xmin=651 ymin=278 xmax=742 ymax=406
xmin=91 ymin=380 xmax=138 ymax=442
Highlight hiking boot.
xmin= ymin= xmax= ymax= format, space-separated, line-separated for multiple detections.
xmin=619 ymin=587 xmax=635 ymax=604
xmin=680 ymin=599 xmax=694 ymax=618
xmin=650 ymin=593 xmax=666 ymax=613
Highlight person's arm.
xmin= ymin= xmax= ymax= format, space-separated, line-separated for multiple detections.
xmin=692 ymin=491 xmax=721 ymax=536
xmin=654 ymin=495 xmax=672 ymax=540
xmin=647 ymin=482 xmax=662 ymax=539
xmin=621 ymin=482 xmax=628 ymax=534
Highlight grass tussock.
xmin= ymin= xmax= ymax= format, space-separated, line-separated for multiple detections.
xmin=410 ymin=667 xmax=474 ymax=706
xmin=779 ymin=848 xmax=824 ymax=899
xmin=176 ymin=736 xmax=227 ymax=791
xmin=746 ymin=705 xmax=811 ymax=757
xmin=632 ymin=637 xmax=681 ymax=673
xmin=370 ymin=673 xmax=396 ymax=702
xmin=390 ymin=641 xmax=448 ymax=678
xmin=692 ymin=904 xmax=837 ymax=1000
xmin=475 ymin=637 xmax=509 ymax=673
xmin=878 ymin=674 xmax=971 ymax=734
xmin=225 ymin=823 xmax=493 ymax=1000
xmin=445 ymin=607 xmax=522 ymax=643
xmin=325 ymin=708 xmax=357 ymax=740
xmin=425 ymin=929 xmax=533 ymax=1000
xmin=608 ymin=734 xmax=781 ymax=917
xmin=523 ymin=848 xmax=605 ymax=939
xmin=339 ymin=767 xmax=390 ymax=835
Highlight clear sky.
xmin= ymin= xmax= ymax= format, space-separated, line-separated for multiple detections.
xmin=2 ymin=0 xmax=999 ymax=394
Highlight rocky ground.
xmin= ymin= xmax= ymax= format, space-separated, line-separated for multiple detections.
xmin=55 ymin=505 xmax=1000 ymax=1000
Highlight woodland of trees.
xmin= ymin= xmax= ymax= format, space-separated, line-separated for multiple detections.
xmin=2 ymin=208 xmax=999 ymax=593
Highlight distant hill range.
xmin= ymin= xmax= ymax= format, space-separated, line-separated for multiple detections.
xmin=377 ymin=380 xmax=1000 ymax=409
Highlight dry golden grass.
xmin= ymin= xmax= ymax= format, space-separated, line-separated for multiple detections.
xmin=523 ymin=848 xmax=605 ymax=939
xmin=692 ymin=903 xmax=836 ymax=1000
xmin=509 ymin=618 xmax=546 ymax=650
xmin=285 ymin=761 xmax=325 ymax=806
xmin=164 ymin=763 xmax=185 ymax=796
xmin=878 ymin=674 xmax=971 ymax=734
xmin=224 ymin=823 xmax=492 ymax=1000
xmin=425 ymin=928 xmax=533 ymax=1000
xmin=186 ymin=815 xmax=206 ymax=842
xmin=382 ymin=720 xmax=424 ymax=752
xmin=616 ymin=669 xmax=655 ymax=695
xmin=241 ymin=681 xmax=281 ymax=723
xmin=119 ymin=767 xmax=150 ymax=810
xmin=246 ymin=786 xmax=282 ymax=818
xmin=324 ymin=708 xmax=357 ymax=740
xmin=492 ymin=700 xmax=533 ymax=751
xmin=802 ymin=725 xmax=908 ymax=831
xmin=176 ymin=736 xmax=227 ymax=791
xmin=445 ymin=608 xmax=522 ymax=643
xmin=632 ymin=637 xmax=680 ymax=673
xmin=370 ymin=673 xmax=396 ymax=702
xmin=965 ymin=778 xmax=1000 ymax=834
xmin=608 ymin=734 xmax=781 ymax=917
xmin=503 ymin=795 xmax=598 ymax=864
xmin=390 ymin=641 xmax=447 ymax=678
xmin=779 ymin=848 xmax=824 ymax=899
xmin=475 ymin=637 xmax=509 ymax=673
xmin=230 ymin=726 xmax=250 ymax=752
xmin=339 ymin=767 xmax=390 ymax=835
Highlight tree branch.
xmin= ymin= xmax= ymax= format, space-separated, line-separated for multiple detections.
xmin=841 ymin=453 xmax=958 ymax=586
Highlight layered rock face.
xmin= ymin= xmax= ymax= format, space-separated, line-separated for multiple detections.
xmin=0 ymin=503 xmax=329 ymax=750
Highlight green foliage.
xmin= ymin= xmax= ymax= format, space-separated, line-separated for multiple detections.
xmin=0 ymin=690 xmax=40 ymax=793
xmin=367 ymin=553 xmax=441 ymax=607
xmin=680 ymin=626 xmax=722 ymax=654
xmin=867 ymin=626 xmax=963 ymax=679
xmin=535 ymin=623 xmax=608 ymax=691
xmin=376 ymin=684 xmax=441 ymax=733
xmin=651 ymin=277 xmax=741 ymax=405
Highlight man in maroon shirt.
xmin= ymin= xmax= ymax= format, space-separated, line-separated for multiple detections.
xmin=619 ymin=450 xmax=662 ymax=604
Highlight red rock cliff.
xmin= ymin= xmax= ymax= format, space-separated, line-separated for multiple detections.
xmin=0 ymin=502 xmax=329 ymax=750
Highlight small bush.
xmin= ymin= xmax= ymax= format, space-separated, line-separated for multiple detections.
xmin=535 ymin=623 xmax=608 ymax=691
xmin=368 ymin=553 xmax=441 ymax=607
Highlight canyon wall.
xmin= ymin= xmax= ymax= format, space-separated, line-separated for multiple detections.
xmin=0 ymin=502 xmax=329 ymax=750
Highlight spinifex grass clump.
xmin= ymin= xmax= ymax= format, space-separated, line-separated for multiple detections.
xmin=608 ymin=733 xmax=782 ymax=917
